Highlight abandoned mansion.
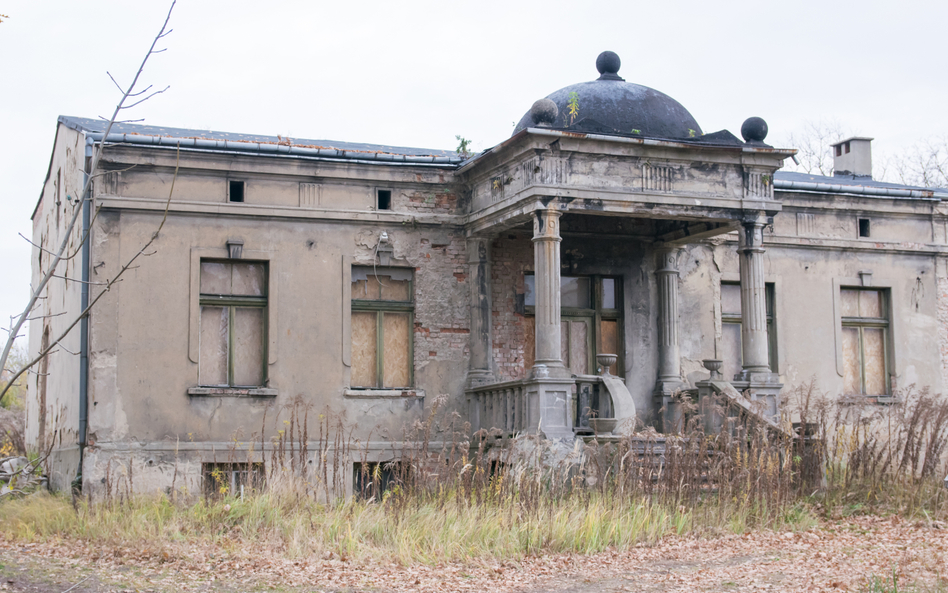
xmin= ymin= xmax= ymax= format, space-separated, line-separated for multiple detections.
xmin=27 ymin=52 xmax=948 ymax=494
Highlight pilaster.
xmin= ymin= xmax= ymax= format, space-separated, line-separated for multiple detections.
xmin=466 ymin=237 xmax=494 ymax=388
xmin=653 ymin=245 xmax=686 ymax=432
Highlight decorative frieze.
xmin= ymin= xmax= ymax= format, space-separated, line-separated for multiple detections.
xmin=796 ymin=212 xmax=815 ymax=236
xmin=522 ymin=157 xmax=567 ymax=187
xmin=98 ymin=171 xmax=119 ymax=196
xmin=744 ymin=169 xmax=775 ymax=200
xmin=299 ymin=183 xmax=319 ymax=207
xmin=642 ymin=163 xmax=674 ymax=192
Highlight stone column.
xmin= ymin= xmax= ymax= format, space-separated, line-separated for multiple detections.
xmin=532 ymin=207 xmax=568 ymax=378
xmin=655 ymin=246 xmax=683 ymax=388
xmin=466 ymin=237 xmax=494 ymax=388
xmin=523 ymin=206 xmax=574 ymax=441
xmin=737 ymin=213 xmax=770 ymax=377
xmin=654 ymin=245 xmax=685 ymax=433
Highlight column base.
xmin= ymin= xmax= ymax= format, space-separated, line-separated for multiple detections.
xmin=465 ymin=370 xmax=495 ymax=389
xmin=531 ymin=362 xmax=572 ymax=380
xmin=523 ymin=376 xmax=575 ymax=441
xmin=654 ymin=379 xmax=688 ymax=434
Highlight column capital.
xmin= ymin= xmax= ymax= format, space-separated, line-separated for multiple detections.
xmin=738 ymin=215 xmax=767 ymax=255
xmin=466 ymin=237 xmax=490 ymax=265
xmin=532 ymin=208 xmax=562 ymax=242
xmin=654 ymin=245 xmax=681 ymax=274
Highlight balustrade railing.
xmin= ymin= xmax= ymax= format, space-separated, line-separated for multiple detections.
xmin=466 ymin=379 xmax=531 ymax=435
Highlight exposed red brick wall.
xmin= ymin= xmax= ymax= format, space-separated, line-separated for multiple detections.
xmin=400 ymin=190 xmax=458 ymax=215
xmin=490 ymin=235 xmax=532 ymax=381
xmin=413 ymin=236 xmax=470 ymax=366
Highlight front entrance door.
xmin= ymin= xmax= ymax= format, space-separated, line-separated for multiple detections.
xmin=522 ymin=274 xmax=622 ymax=377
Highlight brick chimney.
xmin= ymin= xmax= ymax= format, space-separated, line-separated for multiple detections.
xmin=831 ymin=137 xmax=873 ymax=179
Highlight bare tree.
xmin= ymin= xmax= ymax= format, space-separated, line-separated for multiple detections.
xmin=885 ymin=137 xmax=948 ymax=188
xmin=779 ymin=118 xmax=852 ymax=177
xmin=0 ymin=1 xmax=178 ymax=401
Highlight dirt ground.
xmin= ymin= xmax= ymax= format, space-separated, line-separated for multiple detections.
xmin=0 ymin=515 xmax=944 ymax=592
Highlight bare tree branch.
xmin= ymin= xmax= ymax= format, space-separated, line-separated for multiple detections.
xmin=0 ymin=0 xmax=177 ymax=398
xmin=779 ymin=119 xmax=852 ymax=177
xmin=0 ymin=144 xmax=180 ymax=401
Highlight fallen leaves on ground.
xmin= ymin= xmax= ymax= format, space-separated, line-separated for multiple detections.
xmin=0 ymin=515 xmax=944 ymax=592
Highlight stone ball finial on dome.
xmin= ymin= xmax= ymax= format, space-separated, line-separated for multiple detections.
xmin=530 ymin=98 xmax=558 ymax=127
xmin=741 ymin=117 xmax=769 ymax=144
xmin=596 ymin=51 xmax=624 ymax=81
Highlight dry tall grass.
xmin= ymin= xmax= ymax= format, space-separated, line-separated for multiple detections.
xmin=0 ymin=386 xmax=946 ymax=564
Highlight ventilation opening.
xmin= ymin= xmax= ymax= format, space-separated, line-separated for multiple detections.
xmin=203 ymin=462 xmax=264 ymax=498
xmin=229 ymin=180 xmax=245 ymax=203
xmin=377 ymin=189 xmax=392 ymax=210
xmin=859 ymin=218 xmax=871 ymax=238
xmin=353 ymin=461 xmax=406 ymax=499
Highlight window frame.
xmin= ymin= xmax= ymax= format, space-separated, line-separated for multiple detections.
xmin=720 ymin=281 xmax=778 ymax=374
xmin=198 ymin=259 xmax=269 ymax=388
xmin=839 ymin=287 xmax=890 ymax=396
xmin=188 ymin=247 xmax=278 ymax=397
xmin=349 ymin=266 xmax=415 ymax=390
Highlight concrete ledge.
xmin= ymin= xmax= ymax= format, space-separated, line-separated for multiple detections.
xmin=187 ymin=387 xmax=278 ymax=397
xmin=343 ymin=388 xmax=425 ymax=399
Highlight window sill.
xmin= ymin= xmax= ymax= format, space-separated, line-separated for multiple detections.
xmin=344 ymin=388 xmax=424 ymax=399
xmin=840 ymin=394 xmax=899 ymax=405
xmin=188 ymin=387 xmax=278 ymax=398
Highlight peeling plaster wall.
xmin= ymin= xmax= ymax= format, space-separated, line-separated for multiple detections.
xmin=26 ymin=124 xmax=87 ymax=490
xmin=677 ymin=194 xmax=947 ymax=401
xmin=77 ymin=156 xmax=470 ymax=495
xmin=32 ymin=125 xmax=948 ymax=497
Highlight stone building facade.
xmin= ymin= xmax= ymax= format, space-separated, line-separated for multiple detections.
xmin=27 ymin=52 xmax=948 ymax=495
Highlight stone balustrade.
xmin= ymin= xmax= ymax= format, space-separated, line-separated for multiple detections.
xmin=467 ymin=379 xmax=532 ymax=436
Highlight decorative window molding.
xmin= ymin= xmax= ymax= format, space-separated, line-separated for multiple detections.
xmin=832 ymin=277 xmax=899 ymax=394
xmin=188 ymin=247 xmax=278 ymax=369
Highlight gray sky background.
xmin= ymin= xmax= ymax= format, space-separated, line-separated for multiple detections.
xmin=1 ymin=0 xmax=946 ymax=347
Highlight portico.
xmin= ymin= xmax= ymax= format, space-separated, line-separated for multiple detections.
xmin=463 ymin=53 xmax=792 ymax=437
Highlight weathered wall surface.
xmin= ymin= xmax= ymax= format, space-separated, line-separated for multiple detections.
xmin=33 ymin=123 xmax=948 ymax=498
xmin=26 ymin=124 xmax=88 ymax=489
xmin=80 ymin=149 xmax=468 ymax=494
xmin=677 ymin=191 xmax=948 ymax=401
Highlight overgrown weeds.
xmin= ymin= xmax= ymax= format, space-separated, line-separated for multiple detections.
xmin=0 ymin=384 xmax=946 ymax=564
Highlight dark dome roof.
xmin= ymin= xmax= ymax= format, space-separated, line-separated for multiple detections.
xmin=513 ymin=52 xmax=702 ymax=140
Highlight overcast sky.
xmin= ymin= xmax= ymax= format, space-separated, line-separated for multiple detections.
xmin=1 ymin=0 xmax=946 ymax=346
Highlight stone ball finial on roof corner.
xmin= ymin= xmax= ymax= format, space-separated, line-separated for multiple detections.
xmin=741 ymin=117 xmax=769 ymax=143
xmin=530 ymin=98 xmax=558 ymax=127
xmin=596 ymin=51 xmax=623 ymax=81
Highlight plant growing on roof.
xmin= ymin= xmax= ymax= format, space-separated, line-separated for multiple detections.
xmin=455 ymin=135 xmax=472 ymax=158
xmin=567 ymin=92 xmax=580 ymax=126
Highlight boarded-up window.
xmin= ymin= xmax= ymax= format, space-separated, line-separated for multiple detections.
xmin=351 ymin=267 xmax=413 ymax=389
xmin=199 ymin=261 xmax=267 ymax=387
xmin=720 ymin=282 xmax=777 ymax=380
xmin=840 ymin=288 xmax=888 ymax=396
